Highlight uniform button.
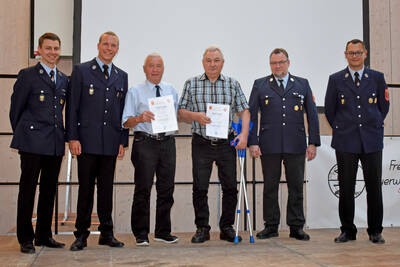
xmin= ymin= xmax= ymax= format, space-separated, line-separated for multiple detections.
xmin=106 ymin=88 xmax=109 ymax=91
xmin=54 ymin=96 xmax=57 ymax=99
xmin=283 ymin=114 xmax=286 ymax=117
xmin=359 ymin=124 xmax=362 ymax=127
xmin=54 ymin=105 xmax=57 ymax=109
xmin=105 ymin=110 xmax=108 ymax=114
xmin=106 ymin=98 xmax=109 ymax=102
xmin=358 ymin=114 xmax=361 ymax=118
xmin=104 ymin=122 xmax=107 ymax=125
xmin=358 ymin=105 xmax=361 ymax=109
xmin=55 ymin=124 xmax=58 ymax=128
xmin=54 ymin=115 xmax=57 ymax=118
xmin=283 ymin=122 xmax=286 ymax=126
xmin=283 ymin=106 xmax=286 ymax=109
xmin=283 ymin=98 xmax=286 ymax=101
xmin=30 ymin=125 xmax=34 ymax=130
xmin=357 ymin=96 xmax=360 ymax=99
xmin=335 ymin=126 xmax=338 ymax=129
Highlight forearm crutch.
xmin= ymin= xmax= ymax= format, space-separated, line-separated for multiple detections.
xmin=231 ymin=120 xmax=254 ymax=243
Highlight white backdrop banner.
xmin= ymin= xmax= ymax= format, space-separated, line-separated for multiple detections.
xmin=306 ymin=136 xmax=400 ymax=229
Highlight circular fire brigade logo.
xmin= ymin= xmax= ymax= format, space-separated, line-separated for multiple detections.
xmin=328 ymin=164 xmax=366 ymax=198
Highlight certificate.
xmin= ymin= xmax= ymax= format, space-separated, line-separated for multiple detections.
xmin=206 ymin=103 xmax=230 ymax=139
xmin=148 ymin=95 xmax=178 ymax=134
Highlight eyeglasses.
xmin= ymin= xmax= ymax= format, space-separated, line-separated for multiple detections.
xmin=346 ymin=51 xmax=364 ymax=57
xmin=270 ymin=60 xmax=288 ymax=66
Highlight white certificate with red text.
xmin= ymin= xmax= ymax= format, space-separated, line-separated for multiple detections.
xmin=206 ymin=103 xmax=230 ymax=139
xmin=148 ymin=95 xmax=178 ymax=134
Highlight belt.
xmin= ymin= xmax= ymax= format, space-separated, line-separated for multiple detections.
xmin=193 ymin=133 xmax=232 ymax=146
xmin=134 ymin=131 xmax=172 ymax=141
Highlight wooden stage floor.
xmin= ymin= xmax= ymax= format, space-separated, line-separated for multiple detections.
xmin=1 ymin=228 xmax=399 ymax=266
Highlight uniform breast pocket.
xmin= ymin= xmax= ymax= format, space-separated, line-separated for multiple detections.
xmin=31 ymin=88 xmax=49 ymax=106
xmin=115 ymin=87 xmax=125 ymax=100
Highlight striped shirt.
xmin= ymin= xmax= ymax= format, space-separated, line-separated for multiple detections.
xmin=178 ymin=73 xmax=249 ymax=138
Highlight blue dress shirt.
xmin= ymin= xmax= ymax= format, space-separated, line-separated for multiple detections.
xmin=122 ymin=80 xmax=179 ymax=135
xmin=273 ymin=73 xmax=289 ymax=89
xmin=348 ymin=66 xmax=365 ymax=82
xmin=95 ymin=57 xmax=112 ymax=77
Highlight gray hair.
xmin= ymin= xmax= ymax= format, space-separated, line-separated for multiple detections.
xmin=144 ymin=52 xmax=163 ymax=65
xmin=203 ymin=45 xmax=224 ymax=60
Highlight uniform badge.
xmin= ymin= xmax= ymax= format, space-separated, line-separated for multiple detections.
xmin=369 ymin=98 xmax=373 ymax=104
xmin=290 ymin=77 xmax=295 ymax=82
xmin=39 ymin=94 xmax=45 ymax=102
xmin=345 ymin=73 xmax=349 ymax=78
xmin=269 ymin=77 xmax=273 ymax=82
xmin=115 ymin=69 xmax=118 ymax=74
xmin=60 ymin=99 xmax=64 ymax=105
xmin=92 ymin=65 xmax=97 ymax=70
xmin=265 ymin=95 xmax=269 ymax=105
xmin=294 ymin=105 xmax=299 ymax=111
xmin=385 ymin=88 xmax=390 ymax=101
xmin=39 ymin=69 xmax=44 ymax=74
xmin=364 ymin=73 xmax=368 ymax=78
xmin=374 ymin=98 xmax=377 ymax=104
xmin=89 ymin=84 xmax=94 ymax=95
xmin=341 ymin=99 xmax=345 ymax=104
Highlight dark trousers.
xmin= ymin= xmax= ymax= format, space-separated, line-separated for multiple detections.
xmin=17 ymin=152 xmax=62 ymax=244
xmin=335 ymin=150 xmax=383 ymax=235
xmin=74 ymin=153 xmax=117 ymax=239
xmin=130 ymin=137 xmax=176 ymax=238
xmin=260 ymin=153 xmax=305 ymax=229
xmin=192 ymin=134 xmax=237 ymax=230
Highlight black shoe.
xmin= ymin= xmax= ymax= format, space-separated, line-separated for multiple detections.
xmin=191 ymin=227 xmax=210 ymax=243
xmin=154 ymin=234 xmax=179 ymax=244
xmin=136 ymin=237 xmax=150 ymax=246
xmin=34 ymin=237 xmax=65 ymax=248
xmin=256 ymin=227 xmax=279 ymax=239
xmin=20 ymin=241 xmax=35 ymax=254
xmin=369 ymin=233 xmax=385 ymax=244
xmin=70 ymin=237 xmax=87 ymax=251
xmin=220 ymin=227 xmax=242 ymax=243
xmin=289 ymin=229 xmax=310 ymax=241
xmin=98 ymin=235 xmax=124 ymax=247
xmin=334 ymin=232 xmax=356 ymax=243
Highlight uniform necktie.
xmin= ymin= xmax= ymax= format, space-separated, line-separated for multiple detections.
xmin=354 ymin=72 xmax=360 ymax=87
xmin=278 ymin=79 xmax=284 ymax=91
xmin=50 ymin=70 xmax=55 ymax=84
xmin=103 ymin=64 xmax=109 ymax=79
xmin=155 ymin=85 xmax=161 ymax=97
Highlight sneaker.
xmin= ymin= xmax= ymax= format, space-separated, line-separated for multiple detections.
xmin=191 ymin=227 xmax=210 ymax=243
xmin=136 ymin=237 xmax=150 ymax=246
xmin=220 ymin=227 xmax=242 ymax=243
xmin=154 ymin=234 xmax=179 ymax=244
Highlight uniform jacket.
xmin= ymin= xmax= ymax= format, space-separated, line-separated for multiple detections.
xmin=248 ymin=74 xmax=320 ymax=154
xmin=10 ymin=63 xmax=68 ymax=156
xmin=324 ymin=67 xmax=390 ymax=153
xmin=66 ymin=58 xmax=129 ymax=156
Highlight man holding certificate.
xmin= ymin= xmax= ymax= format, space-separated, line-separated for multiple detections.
xmin=178 ymin=46 xmax=250 ymax=243
xmin=122 ymin=53 xmax=179 ymax=246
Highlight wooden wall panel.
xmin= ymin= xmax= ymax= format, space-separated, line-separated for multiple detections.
xmin=390 ymin=0 xmax=400 ymax=83
xmin=0 ymin=79 xmax=15 ymax=133
xmin=0 ymin=0 xmax=30 ymax=74
xmin=369 ymin=0 xmax=392 ymax=82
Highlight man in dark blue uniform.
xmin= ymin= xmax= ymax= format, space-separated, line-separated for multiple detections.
xmin=324 ymin=39 xmax=390 ymax=244
xmin=10 ymin=32 xmax=68 ymax=253
xmin=248 ymin=48 xmax=320 ymax=241
xmin=67 ymin=31 xmax=129 ymax=251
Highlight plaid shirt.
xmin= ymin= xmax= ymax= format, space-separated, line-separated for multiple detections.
xmin=179 ymin=73 xmax=249 ymax=138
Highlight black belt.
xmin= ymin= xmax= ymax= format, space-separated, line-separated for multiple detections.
xmin=134 ymin=131 xmax=172 ymax=141
xmin=193 ymin=133 xmax=233 ymax=146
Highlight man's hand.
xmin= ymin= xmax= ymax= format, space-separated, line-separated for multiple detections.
xmin=139 ymin=111 xmax=155 ymax=123
xmin=249 ymin=145 xmax=262 ymax=158
xmin=195 ymin=112 xmax=211 ymax=126
xmin=306 ymin=144 xmax=317 ymax=161
xmin=234 ymin=132 xmax=248 ymax=150
xmin=69 ymin=140 xmax=82 ymax=155
xmin=117 ymin=144 xmax=125 ymax=159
